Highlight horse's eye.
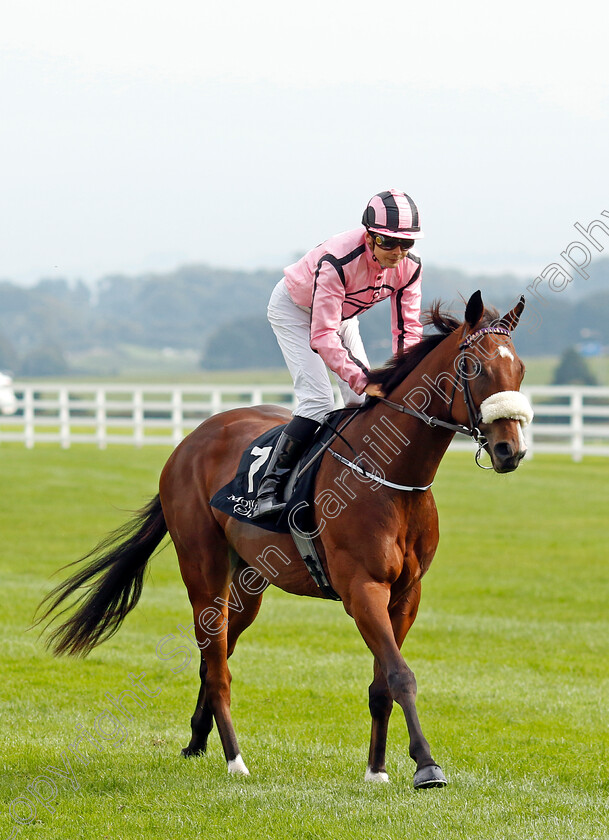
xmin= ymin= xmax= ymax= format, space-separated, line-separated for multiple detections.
xmin=462 ymin=358 xmax=485 ymax=379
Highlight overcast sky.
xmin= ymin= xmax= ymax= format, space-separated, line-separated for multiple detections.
xmin=1 ymin=0 xmax=608 ymax=285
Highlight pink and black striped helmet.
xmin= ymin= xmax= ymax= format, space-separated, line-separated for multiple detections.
xmin=362 ymin=190 xmax=423 ymax=240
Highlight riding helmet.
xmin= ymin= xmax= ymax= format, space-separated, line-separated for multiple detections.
xmin=362 ymin=190 xmax=424 ymax=239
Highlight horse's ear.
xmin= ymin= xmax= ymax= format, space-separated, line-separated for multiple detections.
xmin=500 ymin=295 xmax=526 ymax=331
xmin=465 ymin=290 xmax=484 ymax=327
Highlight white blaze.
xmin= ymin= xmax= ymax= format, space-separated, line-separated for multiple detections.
xmin=497 ymin=346 xmax=514 ymax=362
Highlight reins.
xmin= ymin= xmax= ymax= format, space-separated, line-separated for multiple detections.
xmin=295 ymin=406 xmax=363 ymax=480
xmin=297 ymin=406 xmax=436 ymax=492
xmin=296 ymin=325 xmax=513 ymax=484
xmin=377 ymin=326 xmax=512 ymax=468
xmin=375 ymin=397 xmax=475 ymax=438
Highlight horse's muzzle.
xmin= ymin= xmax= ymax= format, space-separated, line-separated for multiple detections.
xmin=490 ymin=440 xmax=526 ymax=473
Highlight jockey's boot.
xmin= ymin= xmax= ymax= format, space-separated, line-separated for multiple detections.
xmin=250 ymin=416 xmax=320 ymax=521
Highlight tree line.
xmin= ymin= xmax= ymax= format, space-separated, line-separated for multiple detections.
xmin=1 ymin=260 xmax=607 ymax=375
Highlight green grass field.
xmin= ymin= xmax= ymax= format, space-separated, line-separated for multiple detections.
xmin=1 ymin=445 xmax=608 ymax=839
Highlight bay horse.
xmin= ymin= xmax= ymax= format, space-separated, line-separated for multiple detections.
xmin=38 ymin=291 xmax=532 ymax=789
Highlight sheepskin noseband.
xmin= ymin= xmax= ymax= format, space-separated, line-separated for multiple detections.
xmin=480 ymin=391 xmax=534 ymax=426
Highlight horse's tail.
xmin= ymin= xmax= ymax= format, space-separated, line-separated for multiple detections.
xmin=36 ymin=494 xmax=167 ymax=657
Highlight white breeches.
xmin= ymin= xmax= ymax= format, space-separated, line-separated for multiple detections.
xmin=268 ymin=279 xmax=369 ymax=423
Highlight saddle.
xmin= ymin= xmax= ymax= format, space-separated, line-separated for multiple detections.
xmin=210 ymin=421 xmax=341 ymax=599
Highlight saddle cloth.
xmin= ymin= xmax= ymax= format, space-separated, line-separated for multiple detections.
xmin=209 ymin=423 xmax=334 ymax=534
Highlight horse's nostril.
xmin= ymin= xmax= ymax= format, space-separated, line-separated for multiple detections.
xmin=493 ymin=441 xmax=512 ymax=461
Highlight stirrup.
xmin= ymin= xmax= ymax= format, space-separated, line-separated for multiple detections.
xmin=251 ymin=493 xmax=286 ymax=520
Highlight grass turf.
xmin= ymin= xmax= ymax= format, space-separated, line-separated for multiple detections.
xmin=0 ymin=445 xmax=608 ymax=839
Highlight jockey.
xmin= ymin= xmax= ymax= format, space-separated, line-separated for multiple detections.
xmin=251 ymin=189 xmax=425 ymax=520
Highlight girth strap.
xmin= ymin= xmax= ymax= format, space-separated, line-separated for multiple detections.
xmin=288 ymin=521 xmax=341 ymax=601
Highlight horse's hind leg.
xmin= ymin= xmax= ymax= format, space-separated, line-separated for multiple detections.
xmin=366 ymin=658 xmax=392 ymax=782
xmin=182 ymin=555 xmax=265 ymax=774
xmin=181 ymin=655 xmax=213 ymax=758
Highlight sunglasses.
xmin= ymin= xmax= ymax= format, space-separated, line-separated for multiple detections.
xmin=372 ymin=233 xmax=415 ymax=251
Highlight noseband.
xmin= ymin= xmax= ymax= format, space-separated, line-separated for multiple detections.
xmin=377 ymin=326 xmax=513 ymax=464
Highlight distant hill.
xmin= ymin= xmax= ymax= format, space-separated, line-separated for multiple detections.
xmin=1 ymin=258 xmax=608 ymax=374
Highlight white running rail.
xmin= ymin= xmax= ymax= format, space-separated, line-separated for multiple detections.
xmin=1 ymin=383 xmax=608 ymax=461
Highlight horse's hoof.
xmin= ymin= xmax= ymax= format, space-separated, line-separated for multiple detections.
xmin=227 ymin=754 xmax=250 ymax=776
xmin=413 ymin=764 xmax=447 ymax=789
xmin=365 ymin=766 xmax=390 ymax=782
xmin=181 ymin=746 xmax=206 ymax=758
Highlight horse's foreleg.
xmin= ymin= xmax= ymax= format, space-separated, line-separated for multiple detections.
xmin=366 ymin=582 xmax=423 ymax=782
xmin=349 ymin=577 xmax=446 ymax=788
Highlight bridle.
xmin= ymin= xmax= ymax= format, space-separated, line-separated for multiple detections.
xmin=377 ymin=326 xmax=512 ymax=466
xmin=299 ymin=325 xmax=515 ymax=483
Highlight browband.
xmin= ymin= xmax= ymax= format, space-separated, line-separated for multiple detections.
xmin=460 ymin=326 xmax=510 ymax=349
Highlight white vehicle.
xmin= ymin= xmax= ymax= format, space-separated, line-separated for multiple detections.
xmin=0 ymin=371 xmax=17 ymax=415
